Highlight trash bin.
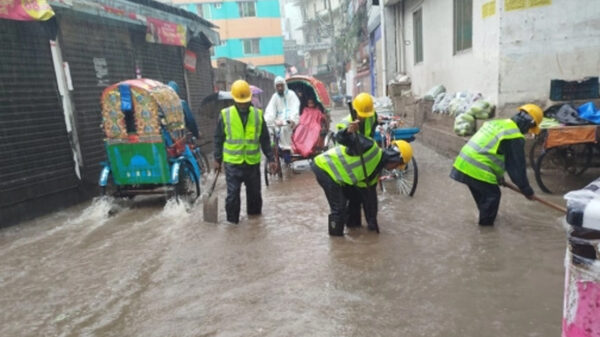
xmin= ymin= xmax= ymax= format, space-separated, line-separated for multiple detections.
xmin=562 ymin=183 xmax=600 ymax=337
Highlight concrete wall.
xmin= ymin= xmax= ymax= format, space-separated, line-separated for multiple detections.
xmin=401 ymin=0 xmax=500 ymax=103
xmin=498 ymin=0 xmax=600 ymax=109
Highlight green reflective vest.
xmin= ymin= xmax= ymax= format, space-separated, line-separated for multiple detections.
xmin=221 ymin=105 xmax=263 ymax=165
xmin=335 ymin=114 xmax=376 ymax=139
xmin=453 ymin=119 xmax=524 ymax=184
xmin=315 ymin=142 xmax=382 ymax=187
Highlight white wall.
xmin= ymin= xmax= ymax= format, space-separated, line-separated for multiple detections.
xmin=402 ymin=0 xmax=500 ymax=103
xmin=498 ymin=0 xmax=600 ymax=107
xmin=282 ymin=0 xmax=304 ymax=44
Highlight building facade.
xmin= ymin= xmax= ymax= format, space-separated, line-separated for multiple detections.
xmin=1 ymin=0 xmax=218 ymax=226
xmin=377 ymin=0 xmax=600 ymax=112
xmin=174 ymin=0 xmax=286 ymax=77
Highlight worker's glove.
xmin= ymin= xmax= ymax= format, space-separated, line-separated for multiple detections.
xmin=525 ymin=192 xmax=535 ymax=201
xmin=213 ymin=160 xmax=221 ymax=173
xmin=497 ymin=176 xmax=506 ymax=186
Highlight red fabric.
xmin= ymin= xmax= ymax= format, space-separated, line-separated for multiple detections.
xmin=292 ymin=107 xmax=326 ymax=157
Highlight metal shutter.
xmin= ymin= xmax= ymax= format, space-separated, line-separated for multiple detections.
xmin=131 ymin=28 xmax=186 ymax=99
xmin=58 ymin=13 xmax=136 ymax=184
xmin=186 ymin=38 xmax=215 ymax=153
xmin=0 ymin=20 xmax=78 ymax=208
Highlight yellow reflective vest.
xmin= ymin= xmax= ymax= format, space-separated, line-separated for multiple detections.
xmin=221 ymin=105 xmax=263 ymax=165
xmin=315 ymin=142 xmax=382 ymax=187
xmin=336 ymin=114 xmax=376 ymax=139
xmin=453 ymin=119 xmax=524 ymax=184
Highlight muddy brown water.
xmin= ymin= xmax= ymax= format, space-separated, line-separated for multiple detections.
xmin=0 ymin=110 xmax=569 ymax=336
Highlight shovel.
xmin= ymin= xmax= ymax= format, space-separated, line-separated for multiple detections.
xmin=503 ymin=181 xmax=567 ymax=214
xmin=203 ymin=167 xmax=221 ymax=223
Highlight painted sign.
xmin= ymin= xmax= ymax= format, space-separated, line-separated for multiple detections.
xmin=482 ymin=1 xmax=496 ymax=18
xmin=0 ymin=0 xmax=55 ymax=21
xmin=183 ymin=50 xmax=196 ymax=72
xmin=93 ymin=57 xmax=109 ymax=87
xmin=505 ymin=0 xmax=551 ymax=11
xmin=146 ymin=17 xmax=187 ymax=47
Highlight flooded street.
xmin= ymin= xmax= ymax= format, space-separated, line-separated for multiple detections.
xmin=0 ymin=110 xmax=568 ymax=337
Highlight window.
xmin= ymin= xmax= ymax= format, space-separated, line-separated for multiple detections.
xmin=454 ymin=0 xmax=472 ymax=53
xmin=413 ymin=8 xmax=423 ymax=64
xmin=210 ymin=47 xmax=215 ymax=57
xmin=243 ymin=39 xmax=260 ymax=55
xmin=239 ymin=1 xmax=256 ymax=17
xmin=200 ymin=4 xmax=211 ymax=19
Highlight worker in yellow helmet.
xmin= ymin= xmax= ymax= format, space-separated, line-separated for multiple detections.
xmin=335 ymin=93 xmax=380 ymax=230
xmin=312 ymin=124 xmax=412 ymax=236
xmin=450 ymin=104 xmax=543 ymax=226
xmin=214 ymin=80 xmax=277 ymax=224
xmin=335 ymin=92 xmax=378 ymax=139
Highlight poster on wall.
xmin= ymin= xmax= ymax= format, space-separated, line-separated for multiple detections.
xmin=183 ymin=50 xmax=197 ymax=72
xmin=0 ymin=0 xmax=55 ymax=21
xmin=146 ymin=17 xmax=187 ymax=47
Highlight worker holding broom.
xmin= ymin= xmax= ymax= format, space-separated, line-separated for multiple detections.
xmin=450 ymin=104 xmax=543 ymax=226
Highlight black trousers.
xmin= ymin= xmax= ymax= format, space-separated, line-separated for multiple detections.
xmin=345 ymin=185 xmax=378 ymax=229
xmin=312 ymin=163 xmax=347 ymax=227
xmin=225 ymin=163 xmax=262 ymax=223
xmin=467 ymin=181 xmax=501 ymax=226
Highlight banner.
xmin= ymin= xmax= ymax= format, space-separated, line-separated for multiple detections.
xmin=145 ymin=17 xmax=187 ymax=47
xmin=183 ymin=50 xmax=196 ymax=72
xmin=0 ymin=0 xmax=55 ymax=21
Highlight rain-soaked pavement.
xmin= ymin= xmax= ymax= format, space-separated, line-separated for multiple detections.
xmin=0 ymin=109 xmax=569 ymax=337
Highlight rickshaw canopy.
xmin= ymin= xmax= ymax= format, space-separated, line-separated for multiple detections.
xmin=101 ymin=79 xmax=185 ymax=140
xmin=286 ymin=76 xmax=332 ymax=110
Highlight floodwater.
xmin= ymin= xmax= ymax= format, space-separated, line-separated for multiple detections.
xmin=0 ymin=110 xmax=569 ymax=337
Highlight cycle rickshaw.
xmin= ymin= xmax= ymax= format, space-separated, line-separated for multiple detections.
xmin=264 ymin=76 xmax=335 ymax=186
xmin=532 ymin=124 xmax=600 ymax=194
xmin=98 ymin=79 xmax=202 ymax=205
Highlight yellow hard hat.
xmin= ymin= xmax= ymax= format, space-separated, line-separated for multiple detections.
xmin=518 ymin=104 xmax=543 ymax=135
xmin=352 ymin=93 xmax=374 ymax=118
xmin=393 ymin=140 xmax=412 ymax=169
xmin=231 ymin=80 xmax=252 ymax=103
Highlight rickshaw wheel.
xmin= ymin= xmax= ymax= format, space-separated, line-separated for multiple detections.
xmin=193 ymin=148 xmax=210 ymax=177
xmin=101 ymin=173 xmax=119 ymax=198
xmin=380 ymin=156 xmax=418 ymax=197
xmin=175 ymin=161 xmax=200 ymax=206
xmin=323 ymin=131 xmax=335 ymax=150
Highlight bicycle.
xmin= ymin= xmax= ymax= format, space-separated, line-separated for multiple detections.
xmin=375 ymin=114 xmax=420 ymax=196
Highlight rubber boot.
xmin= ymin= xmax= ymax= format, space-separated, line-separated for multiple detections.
xmin=328 ymin=214 xmax=344 ymax=236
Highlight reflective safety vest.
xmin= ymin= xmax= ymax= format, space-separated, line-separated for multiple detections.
xmin=221 ymin=105 xmax=263 ymax=165
xmin=315 ymin=142 xmax=382 ymax=187
xmin=453 ymin=119 xmax=524 ymax=184
xmin=336 ymin=114 xmax=376 ymax=139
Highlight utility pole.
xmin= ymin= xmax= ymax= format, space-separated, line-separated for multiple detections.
xmin=380 ymin=0 xmax=387 ymax=96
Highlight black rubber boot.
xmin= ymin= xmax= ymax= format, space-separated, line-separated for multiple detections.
xmin=328 ymin=215 xmax=344 ymax=236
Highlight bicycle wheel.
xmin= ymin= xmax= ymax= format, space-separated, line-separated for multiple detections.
xmin=193 ymin=148 xmax=210 ymax=177
xmin=380 ymin=156 xmax=418 ymax=196
xmin=534 ymin=145 xmax=593 ymax=194
xmin=528 ymin=131 xmax=546 ymax=170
